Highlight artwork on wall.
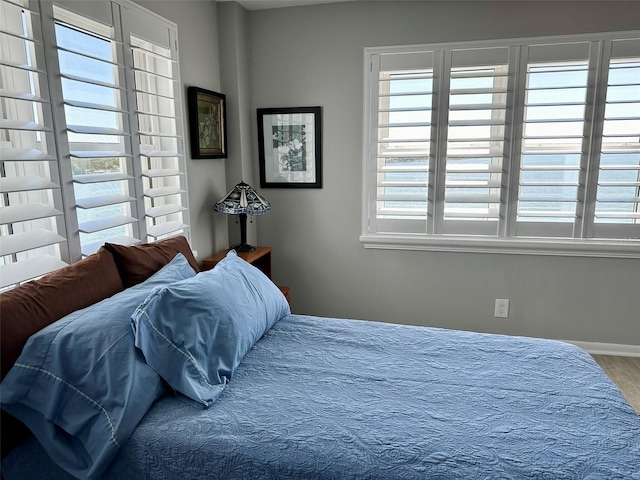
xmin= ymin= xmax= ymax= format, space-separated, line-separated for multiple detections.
xmin=257 ymin=106 xmax=322 ymax=188
xmin=188 ymin=87 xmax=227 ymax=159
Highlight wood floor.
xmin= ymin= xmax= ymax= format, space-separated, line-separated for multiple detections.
xmin=592 ymin=354 xmax=640 ymax=414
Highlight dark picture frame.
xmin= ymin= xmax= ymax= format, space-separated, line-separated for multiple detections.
xmin=188 ymin=87 xmax=227 ymax=159
xmin=257 ymin=106 xmax=322 ymax=188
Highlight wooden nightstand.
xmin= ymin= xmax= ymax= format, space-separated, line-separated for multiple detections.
xmin=202 ymin=246 xmax=290 ymax=304
xmin=279 ymin=286 xmax=290 ymax=303
xmin=202 ymin=246 xmax=272 ymax=278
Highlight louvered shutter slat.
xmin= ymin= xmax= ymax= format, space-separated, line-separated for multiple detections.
xmin=0 ymin=55 xmax=45 ymax=72
xmin=64 ymin=99 xmax=126 ymax=112
xmin=144 ymin=186 xmax=184 ymax=198
xmin=69 ymin=150 xmax=131 ymax=158
xmin=0 ymin=89 xmax=48 ymax=102
xmin=446 ymin=179 xmax=502 ymax=188
xmin=378 ymin=193 xmax=427 ymax=202
xmin=519 ymin=196 xmax=581 ymax=202
xmin=596 ymin=195 xmax=640 ymax=202
xmin=66 ymin=125 xmax=127 ymax=136
xmin=379 ymin=180 xmax=428 ymax=187
xmin=78 ymin=215 xmax=137 ymax=234
xmin=146 ymin=204 xmax=186 ymax=218
xmin=1 ymin=120 xmax=52 ymax=131
xmin=0 ymin=256 xmax=68 ymax=289
xmin=75 ymin=194 xmax=135 ymax=209
xmin=0 ymin=148 xmax=56 ymax=161
xmin=73 ymin=173 xmax=132 ymax=184
xmin=0 ymin=203 xmax=63 ymax=224
xmin=596 ymin=212 xmax=640 ymax=219
xmin=142 ymin=168 xmax=182 ymax=177
xmin=139 ymin=149 xmax=181 ymax=157
xmin=2 ymin=0 xmax=40 ymax=16
xmin=147 ymin=221 xmax=187 ymax=238
xmin=59 ymin=72 xmax=122 ymax=89
xmin=139 ymin=131 xmax=181 ymax=139
xmin=0 ymin=229 xmax=66 ymax=256
xmin=0 ymin=175 xmax=58 ymax=193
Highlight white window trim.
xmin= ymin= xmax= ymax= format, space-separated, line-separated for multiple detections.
xmin=361 ymin=233 xmax=640 ymax=258
xmin=362 ymin=31 xmax=640 ymax=259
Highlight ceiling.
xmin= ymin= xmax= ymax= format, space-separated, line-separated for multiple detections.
xmin=217 ymin=0 xmax=611 ymax=11
xmin=216 ymin=0 xmax=356 ymax=10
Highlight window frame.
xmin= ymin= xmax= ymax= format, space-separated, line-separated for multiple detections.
xmin=362 ymin=31 xmax=640 ymax=258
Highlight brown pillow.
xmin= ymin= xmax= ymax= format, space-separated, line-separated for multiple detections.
xmin=0 ymin=247 xmax=123 ymax=381
xmin=0 ymin=247 xmax=124 ymax=459
xmin=104 ymin=236 xmax=200 ymax=287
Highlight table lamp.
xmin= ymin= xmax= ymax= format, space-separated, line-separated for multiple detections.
xmin=214 ymin=182 xmax=270 ymax=252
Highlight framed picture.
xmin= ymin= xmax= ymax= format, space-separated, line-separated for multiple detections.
xmin=187 ymin=86 xmax=227 ymax=159
xmin=257 ymin=106 xmax=322 ymax=188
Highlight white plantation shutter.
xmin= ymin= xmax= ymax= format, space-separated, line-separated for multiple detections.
xmin=369 ymin=51 xmax=434 ymax=235
xmin=514 ymin=42 xmax=591 ymax=238
xmin=52 ymin=5 xmax=139 ymax=256
xmin=442 ymin=47 xmax=511 ymax=235
xmin=124 ymin=6 xmax=188 ymax=242
xmin=591 ymin=38 xmax=640 ymax=239
xmin=0 ymin=0 xmax=190 ymax=289
xmin=0 ymin=0 xmax=67 ymax=288
xmin=364 ymin=32 xmax=640 ymax=255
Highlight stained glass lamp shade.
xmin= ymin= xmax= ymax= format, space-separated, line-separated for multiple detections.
xmin=214 ymin=182 xmax=270 ymax=252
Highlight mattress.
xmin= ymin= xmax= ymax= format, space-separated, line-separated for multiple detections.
xmin=3 ymin=314 xmax=639 ymax=479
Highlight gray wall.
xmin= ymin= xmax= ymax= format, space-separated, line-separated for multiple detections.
xmin=218 ymin=2 xmax=258 ymax=248
xmin=248 ymin=1 xmax=640 ymax=346
xmin=136 ymin=0 xmax=229 ymax=259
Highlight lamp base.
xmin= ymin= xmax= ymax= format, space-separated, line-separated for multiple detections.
xmin=231 ymin=243 xmax=256 ymax=253
xmin=231 ymin=213 xmax=256 ymax=253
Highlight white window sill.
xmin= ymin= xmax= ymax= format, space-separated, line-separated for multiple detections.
xmin=360 ymin=233 xmax=640 ymax=259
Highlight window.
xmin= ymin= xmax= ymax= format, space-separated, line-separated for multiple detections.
xmin=0 ymin=0 xmax=189 ymax=288
xmin=363 ymin=32 xmax=640 ymax=257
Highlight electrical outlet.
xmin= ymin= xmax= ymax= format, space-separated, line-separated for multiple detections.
xmin=495 ymin=299 xmax=509 ymax=318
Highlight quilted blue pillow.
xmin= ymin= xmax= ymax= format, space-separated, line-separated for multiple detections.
xmin=131 ymin=250 xmax=291 ymax=407
xmin=0 ymin=253 xmax=196 ymax=480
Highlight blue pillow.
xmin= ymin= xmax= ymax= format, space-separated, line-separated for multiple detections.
xmin=0 ymin=253 xmax=196 ymax=480
xmin=131 ymin=250 xmax=291 ymax=407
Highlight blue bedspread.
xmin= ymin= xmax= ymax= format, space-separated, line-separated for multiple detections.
xmin=3 ymin=314 xmax=640 ymax=479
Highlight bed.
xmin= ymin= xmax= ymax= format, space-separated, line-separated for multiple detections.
xmin=1 ymin=237 xmax=639 ymax=479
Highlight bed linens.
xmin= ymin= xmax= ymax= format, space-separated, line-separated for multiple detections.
xmin=131 ymin=250 xmax=290 ymax=407
xmin=3 ymin=314 xmax=639 ymax=479
xmin=0 ymin=254 xmax=196 ymax=479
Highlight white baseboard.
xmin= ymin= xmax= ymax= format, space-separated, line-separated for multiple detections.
xmin=562 ymin=340 xmax=640 ymax=357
